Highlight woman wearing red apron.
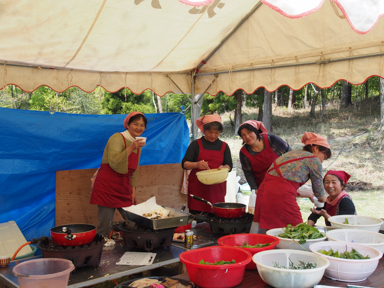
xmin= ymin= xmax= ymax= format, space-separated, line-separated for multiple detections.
xmin=238 ymin=120 xmax=291 ymax=191
xmin=308 ymin=170 xmax=356 ymax=226
xmin=253 ymin=132 xmax=331 ymax=231
xmin=90 ymin=112 xmax=147 ymax=237
xmin=182 ymin=115 xmax=233 ymax=214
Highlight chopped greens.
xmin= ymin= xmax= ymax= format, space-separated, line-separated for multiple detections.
xmin=317 ymin=248 xmax=370 ymax=259
xmin=343 ymin=218 xmax=350 ymax=224
xmin=273 ymin=258 xmax=317 ymax=270
xmin=236 ymin=241 xmax=272 ymax=248
xmin=198 ymin=259 xmax=236 ymax=265
xmin=278 ymin=223 xmax=325 ymax=244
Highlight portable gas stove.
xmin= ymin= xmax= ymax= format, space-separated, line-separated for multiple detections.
xmin=117 ymin=221 xmax=175 ymax=252
xmin=37 ymin=234 xmax=105 ymax=268
xmin=193 ymin=212 xmax=253 ymax=235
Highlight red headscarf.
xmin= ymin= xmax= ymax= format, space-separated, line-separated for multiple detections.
xmin=240 ymin=120 xmax=268 ymax=134
xmin=301 ymin=132 xmax=330 ymax=149
xmin=195 ymin=114 xmax=222 ymax=134
xmin=124 ymin=111 xmax=144 ymax=129
xmin=324 ymin=170 xmax=351 ymax=185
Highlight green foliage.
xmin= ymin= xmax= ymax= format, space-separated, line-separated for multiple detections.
xmin=201 ymin=92 xmax=237 ymax=115
xmin=245 ymin=88 xmax=264 ymax=108
xmin=101 ymin=88 xmax=155 ymax=114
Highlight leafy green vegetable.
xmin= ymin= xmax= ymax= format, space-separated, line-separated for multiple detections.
xmin=278 ymin=223 xmax=325 ymax=244
xmin=273 ymin=258 xmax=317 ymax=270
xmin=198 ymin=259 xmax=236 ymax=265
xmin=236 ymin=241 xmax=273 ymax=248
xmin=344 ymin=218 xmax=349 ymax=224
xmin=317 ymin=248 xmax=370 ymax=259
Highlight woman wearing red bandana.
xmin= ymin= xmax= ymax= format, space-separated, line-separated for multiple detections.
xmin=238 ymin=120 xmax=291 ymax=192
xmin=182 ymin=114 xmax=232 ymax=215
xmin=90 ymin=111 xmax=147 ymax=237
xmin=307 ymin=170 xmax=356 ymax=226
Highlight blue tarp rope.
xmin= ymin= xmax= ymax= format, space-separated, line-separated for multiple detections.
xmin=0 ymin=108 xmax=189 ymax=240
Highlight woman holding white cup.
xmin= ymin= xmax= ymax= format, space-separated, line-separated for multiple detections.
xmin=90 ymin=111 xmax=147 ymax=238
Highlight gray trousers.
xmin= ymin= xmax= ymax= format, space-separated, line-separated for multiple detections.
xmin=97 ymin=205 xmax=128 ymax=237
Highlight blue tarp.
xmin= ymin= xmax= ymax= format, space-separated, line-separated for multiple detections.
xmin=0 ymin=108 xmax=189 ymax=240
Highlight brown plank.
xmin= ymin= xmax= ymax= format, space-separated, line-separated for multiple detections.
xmin=55 ymin=164 xmax=186 ymax=226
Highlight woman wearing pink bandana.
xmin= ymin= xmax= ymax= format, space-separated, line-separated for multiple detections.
xmin=182 ymin=114 xmax=232 ymax=214
xmin=238 ymin=120 xmax=291 ymax=192
xmin=90 ymin=111 xmax=147 ymax=237
xmin=308 ymin=170 xmax=356 ymax=226
xmin=253 ymin=132 xmax=331 ymax=232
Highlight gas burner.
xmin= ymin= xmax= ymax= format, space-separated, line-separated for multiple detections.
xmin=37 ymin=235 xmax=105 ymax=268
xmin=193 ymin=213 xmax=254 ymax=235
xmin=117 ymin=221 xmax=175 ymax=252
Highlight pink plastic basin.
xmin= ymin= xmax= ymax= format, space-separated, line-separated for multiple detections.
xmin=217 ymin=233 xmax=279 ymax=270
xmin=13 ymin=258 xmax=75 ymax=288
xmin=179 ymin=246 xmax=252 ymax=288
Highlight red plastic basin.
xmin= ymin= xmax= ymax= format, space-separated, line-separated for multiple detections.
xmin=217 ymin=233 xmax=279 ymax=270
xmin=179 ymin=246 xmax=252 ymax=288
xmin=175 ymin=223 xmax=192 ymax=233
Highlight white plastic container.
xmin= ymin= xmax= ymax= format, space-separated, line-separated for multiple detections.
xmin=309 ymin=241 xmax=382 ymax=282
xmin=326 ymin=228 xmax=384 ymax=254
xmin=313 ymin=196 xmax=324 ymax=208
xmin=253 ymin=249 xmax=329 ymax=288
xmin=135 ymin=136 xmax=147 ymax=144
xmin=266 ymin=228 xmax=327 ymax=251
xmin=328 ymin=215 xmax=383 ymax=232
xmin=236 ymin=192 xmax=250 ymax=211
xmin=247 ymin=189 xmax=256 ymax=215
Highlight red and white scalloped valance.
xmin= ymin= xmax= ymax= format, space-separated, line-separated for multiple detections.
xmin=261 ymin=0 xmax=384 ymax=34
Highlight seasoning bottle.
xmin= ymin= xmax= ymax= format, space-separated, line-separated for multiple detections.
xmin=248 ymin=189 xmax=256 ymax=215
xmin=185 ymin=229 xmax=194 ymax=249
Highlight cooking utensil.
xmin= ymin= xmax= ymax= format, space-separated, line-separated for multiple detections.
xmin=125 ymin=206 xmax=192 ymax=230
xmin=190 ymin=195 xmax=246 ymax=218
xmin=51 ymin=224 xmax=96 ymax=246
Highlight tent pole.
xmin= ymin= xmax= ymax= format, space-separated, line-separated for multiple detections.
xmin=191 ymin=75 xmax=196 ymax=142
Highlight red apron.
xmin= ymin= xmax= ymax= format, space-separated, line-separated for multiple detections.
xmin=254 ymin=155 xmax=316 ymax=230
xmin=90 ymin=134 xmax=140 ymax=208
xmin=240 ymin=133 xmax=279 ymax=187
xmin=187 ymin=139 xmax=227 ymax=213
xmin=325 ymin=194 xmax=353 ymax=226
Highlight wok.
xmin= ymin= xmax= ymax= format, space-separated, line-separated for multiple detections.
xmin=190 ymin=195 xmax=246 ymax=218
xmin=51 ymin=224 xmax=96 ymax=246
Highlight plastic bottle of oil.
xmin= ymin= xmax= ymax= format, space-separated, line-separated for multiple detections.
xmin=248 ymin=189 xmax=256 ymax=215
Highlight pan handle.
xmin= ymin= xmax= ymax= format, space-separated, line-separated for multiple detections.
xmin=190 ymin=194 xmax=213 ymax=208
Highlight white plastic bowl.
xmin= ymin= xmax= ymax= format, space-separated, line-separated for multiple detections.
xmin=196 ymin=168 xmax=229 ymax=185
xmin=253 ymin=249 xmax=329 ymax=288
xmin=309 ymin=241 xmax=383 ymax=282
xmin=328 ymin=215 xmax=383 ymax=232
xmin=266 ymin=228 xmax=326 ymax=251
xmin=326 ymin=228 xmax=384 ymax=254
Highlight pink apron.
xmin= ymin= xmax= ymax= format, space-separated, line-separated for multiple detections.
xmin=254 ymin=155 xmax=315 ymax=229
xmin=90 ymin=134 xmax=139 ymax=208
xmin=187 ymin=139 xmax=227 ymax=213
xmin=240 ymin=133 xmax=279 ymax=187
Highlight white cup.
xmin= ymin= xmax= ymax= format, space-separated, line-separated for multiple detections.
xmin=313 ymin=196 xmax=324 ymax=208
xmin=135 ymin=137 xmax=147 ymax=144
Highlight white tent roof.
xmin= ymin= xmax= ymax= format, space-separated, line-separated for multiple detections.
xmin=0 ymin=0 xmax=383 ymax=95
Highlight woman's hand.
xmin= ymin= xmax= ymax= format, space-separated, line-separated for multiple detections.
xmin=196 ymin=160 xmax=210 ymax=170
xmin=218 ymin=165 xmax=230 ymax=170
xmin=310 ymin=207 xmax=328 ymax=218
xmin=297 ymin=189 xmax=314 ymax=200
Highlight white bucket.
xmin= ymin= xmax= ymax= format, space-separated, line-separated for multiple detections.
xmin=236 ymin=192 xmax=250 ymax=210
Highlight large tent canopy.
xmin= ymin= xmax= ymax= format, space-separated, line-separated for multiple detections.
xmin=1 ymin=0 xmax=384 ymax=96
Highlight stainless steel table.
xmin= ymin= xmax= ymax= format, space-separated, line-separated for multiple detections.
xmin=0 ymin=242 xmax=185 ymax=288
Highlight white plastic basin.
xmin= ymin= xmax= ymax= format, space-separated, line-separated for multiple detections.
xmin=266 ymin=228 xmax=326 ymax=251
xmin=253 ymin=249 xmax=329 ymax=288
xmin=309 ymin=241 xmax=382 ymax=282
xmin=328 ymin=215 xmax=383 ymax=232
xmin=326 ymin=228 xmax=384 ymax=254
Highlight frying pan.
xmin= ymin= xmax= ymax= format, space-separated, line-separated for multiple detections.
xmin=190 ymin=195 xmax=246 ymax=218
xmin=51 ymin=224 xmax=96 ymax=246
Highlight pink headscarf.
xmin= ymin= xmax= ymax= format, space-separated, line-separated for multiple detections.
xmin=195 ymin=114 xmax=222 ymax=134
xmin=240 ymin=120 xmax=268 ymax=134
xmin=301 ymin=132 xmax=330 ymax=149
xmin=324 ymin=170 xmax=351 ymax=185
xmin=124 ymin=111 xmax=144 ymax=129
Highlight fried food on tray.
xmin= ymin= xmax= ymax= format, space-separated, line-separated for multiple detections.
xmin=128 ymin=278 xmax=161 ymax=287
xmin=127 ymin=277 xmax=193 ymax=288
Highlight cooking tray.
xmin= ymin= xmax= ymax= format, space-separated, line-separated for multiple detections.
xmin=125 ymin=206 xmax=192 ymax=230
